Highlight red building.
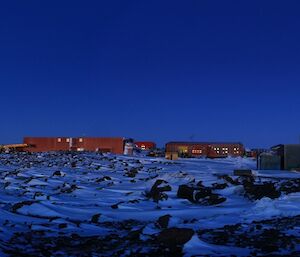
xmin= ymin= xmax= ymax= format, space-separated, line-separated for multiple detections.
xmin=135 ymin=141 xmax=156 ymax=150
xmin=165 ymin=142 xmax=244 ymax=158
xmin=23 ymin=137 xmax=124 ymax=154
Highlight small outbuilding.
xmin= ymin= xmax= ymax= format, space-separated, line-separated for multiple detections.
xmin=257 ymin=144 xmax=300 ymax=171
xmin=257 ymin=152 xmax=281 ymax=170
xmin=271 ymin=144 xmax=300 ymax=171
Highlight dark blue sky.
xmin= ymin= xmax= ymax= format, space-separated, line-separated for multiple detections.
xmin=1 ymin=0 xmax=300 ymax=148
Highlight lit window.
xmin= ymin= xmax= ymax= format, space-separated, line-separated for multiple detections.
xmin=192 ymin=149 xmax=202 ymax=154
xmin=66 ymin=138 xmax=70 ymax=143
xmin=79 ymin=138 xmax=83 ymax=142
xmin=57 ymin=138 xmax=61 ymax=142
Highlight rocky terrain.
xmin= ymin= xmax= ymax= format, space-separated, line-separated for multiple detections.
xmin=0 ymin=152 xmax=299 ymax=256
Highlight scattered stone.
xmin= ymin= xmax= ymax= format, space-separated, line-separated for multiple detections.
xmin=125 ymin=168 xmax=139 ymax=178
xmin=211 ymin=182 xmax=228 ymax=190
xmin=58 ymin=223 xmax=68 ymax=229
xmin=11 ymin=201 xmax=36 ymax=213
xmin=219 ymin=175 xmax=241 ymax=185
xmin=146 ymin=180 xmax=172 ymax=203
xmin=60 ymin=184 xmax=80 ymax=194
xmin=177 ymin=184 xmax=226 ymax=205
xmin=156 ymin=215 xmax=171 ymax=229
xmin=280 ymin=179 xmax=300 ymax=194
xmin=91 ymin=214 xmax=101 ymax=224
xmin=52 ymin=170 xmax=62 ymax=176
xmin=95 ymin=176 xmax=112 ymax=183
xmin=157 ymin=228 xmax=194 ymax=248
xmin=243 ymin=182 xmax=281 ymax=200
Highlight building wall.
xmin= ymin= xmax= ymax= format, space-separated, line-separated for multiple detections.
xmin=76 ymin=137 xmax=124 ymax=154
xmin=135 ymin=141 xmax=156 ymax=150
xmin=283 ymin=145 xmax=300 ymax=170
xmin=24 ymin=137 xmax=124 ymax=154
xmin=257 ymin=153 xmax=282 ymax=170
xmin=165 ymin=142 xmax=244 ymax=158
xmin=24 ymin=137 xmax=70 ymax=152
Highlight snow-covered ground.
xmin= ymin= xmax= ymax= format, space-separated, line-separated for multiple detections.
xmin=0 ymin=152 xmax=299 ymax=256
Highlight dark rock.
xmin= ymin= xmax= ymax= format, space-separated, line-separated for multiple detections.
xmin=157 ymin=228 xmax=194 ymax=248
xmin=177 ymin=185 xmax=198 ymax=203
xmin=11 ymin=201 xmax=37 ymax=213
xmin=219 ymin=175 xmax=241 ymax=185
xmin=244 ymin=182 xmax=281 ymax=200
xmin=206 ymin=194 xmax=226 ymax=205
xmin=52 ymin=170 xmax=62 ymax=176
xmin=211 ymin=183 xmax=228 ymax=190
xmin=156 ymin=215 xmax=172 ymax=229
xmin=91 ymin=214 xmax=101 ymax=223
xmin=95 ymin=176 xmax=112 ymax=183
xmin=61 ymin=184 xmax=79 ymax=194
xmin=177 ymin=184 xmax=226 ymax=205
xmin=146 ymin=180 xmax=172 ymax=203
xmin=125 ymin=168 xmax=139 ymax=178
xmin=280 ymin=179 xmax=300 ymax=194
xmin=58 ymin=223 xmax=68 ymax=229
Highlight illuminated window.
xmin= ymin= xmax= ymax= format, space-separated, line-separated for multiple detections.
xmin=57 ymin=138 xmax=62 ymax=142
xmin=79 ymin=138 xmax=83 ymax=142
xmin=192 ymin=149 xmax=202 ymax=154
xmin=66 ymin=138 xmax=70 ymax=143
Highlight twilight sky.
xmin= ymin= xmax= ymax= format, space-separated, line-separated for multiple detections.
xmin=1 ymin=0 xmax=300 ymax=148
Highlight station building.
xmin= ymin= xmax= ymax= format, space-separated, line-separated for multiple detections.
xmin=165 ymin=141 xmax=244 ymax=158
xmin=23 ymin=137 xmax=124 ymax=154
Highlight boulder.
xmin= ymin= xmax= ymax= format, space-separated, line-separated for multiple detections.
xmin=243 ymin=182 xmax=281 ymax=200
xmin=177 ymin=184 xmax=226 ymax=205
xmin=146 ymin=180 xmax=172 ymax=203
xmin=156 ymin=214 xmax=172 ymax=229
xmin=157 ymin=228 xmax=194 ymax=248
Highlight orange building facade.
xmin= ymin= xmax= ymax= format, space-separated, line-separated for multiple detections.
xmin=23 ymin=137 xmax=124 ymax=154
